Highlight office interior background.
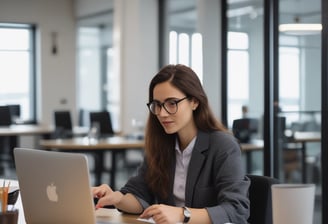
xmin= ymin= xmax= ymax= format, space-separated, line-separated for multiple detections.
xmin=0 ymin=0 xmax=327 ymax=223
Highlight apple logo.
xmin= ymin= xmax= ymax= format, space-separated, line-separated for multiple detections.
xmin=46 ymin=183 xmax=58 ymax=202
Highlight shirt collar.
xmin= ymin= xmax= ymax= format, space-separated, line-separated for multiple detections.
xmin=175 ymin=136 xmax=197 ymax=155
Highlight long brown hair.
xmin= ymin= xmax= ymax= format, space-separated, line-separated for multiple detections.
xmin=145 ymin=64 xmax=227 ymax=199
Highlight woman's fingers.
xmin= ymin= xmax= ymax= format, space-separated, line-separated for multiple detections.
xmin=91 ymin=184 xmax=112 ymax=198
xmin=140 ymin=204 xmax=159 ymax=218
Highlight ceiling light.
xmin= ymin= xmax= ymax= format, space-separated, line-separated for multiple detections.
xmin=279 ymin=23 xmax=322 ymax=35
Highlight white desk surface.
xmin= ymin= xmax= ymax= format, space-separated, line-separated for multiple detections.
xmin=0 ymin=124 xmax=88 ymax=136
xmin=293 ymin=131 xmax=321 ymax=143
xmin=0 ymin=124 xmax=53 ymax=136
xmin=39 ymin=136 xmax=145 ymax=150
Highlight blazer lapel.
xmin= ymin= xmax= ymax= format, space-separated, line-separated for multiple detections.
xmin=184 ymin=131 xmax=209 ymax=206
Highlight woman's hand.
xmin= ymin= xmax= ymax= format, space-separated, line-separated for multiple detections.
xmin=91 ymin=184 xmax=123 ymax=208
xmin=139 ymin=204 xmax=184 ymax=224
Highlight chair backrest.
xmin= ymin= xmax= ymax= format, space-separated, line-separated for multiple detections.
xmin=53 ymin=110 xmax=73 ymax=138
xmin=247 ymin=174 xmax=280 ymax=224
xmin=232 ymin=118 xmax=259 ymax=143
xmin=8 ymin=104 xmax=21 ymax=122
xmin=0 ymin=106 xmax=12 ymax=126
xmin=78 ymin=108 xmax=89 ymax=127
xmin=89 ymin=111 xmax=114 ymax=136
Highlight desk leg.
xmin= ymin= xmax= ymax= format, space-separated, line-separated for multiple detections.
xmin=9 ymin=136 xmax=17 ymax=167
xmin=246 ymin=151 xmax=252 ymax=174
xmin=301 ymin=143 xmax=307 ymax=183
xmin=1 ymin=136 xmax=17 ymax=168
xmin=94 ymin=151 xmax=104 ymax=186
xmin=110 ymin=151 xmax=118 ymax=190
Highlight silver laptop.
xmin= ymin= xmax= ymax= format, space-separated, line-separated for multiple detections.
xmin=14 ymin=148 xmax=97 ymax=224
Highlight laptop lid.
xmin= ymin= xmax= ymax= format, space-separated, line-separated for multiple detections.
xmin=14 ymin=148 xmax=96 ymax=224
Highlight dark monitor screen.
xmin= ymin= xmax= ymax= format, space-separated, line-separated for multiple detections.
xmin=0 ymin=106 xmax=12 ymax=126
xmin=232 ymin=118 xmax=259 ymax=143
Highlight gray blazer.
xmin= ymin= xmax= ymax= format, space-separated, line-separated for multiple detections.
xmin=120 ymin=130 xmax=250 ymax=224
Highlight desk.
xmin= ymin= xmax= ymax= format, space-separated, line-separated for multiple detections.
xmin=239 ymin=132 xmax=321 ymax=182
xmin=0 ymin=124 xmax=53 ymax=136
xmin=0 ymin=124 xmax=54 ymax=152
xmin=0 ymin=124 xmax=54 ymax=168
xmin=39 ymin=136 xmax=145 ymax=189
xmin=0 ymin=124 xmax=87 ymax=162
xmin=0 ymin=124 xmax=88 ymax=138
xmin=96 ymin=209 xmax=146 ymax=224
xmin=241 ymin=140 xmax=264 ymax=173
xmin=291 ymin=131 xmax=321 ymax=182
xmin=293 ymin=131 xmax=321 ymax=143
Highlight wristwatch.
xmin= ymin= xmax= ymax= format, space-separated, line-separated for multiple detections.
xmin=183 ymin=206 xmax=191 ymax=223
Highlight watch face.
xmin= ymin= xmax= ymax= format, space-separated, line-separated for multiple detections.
xmin=183 ymin=206 xmax=191 ymax=223
xmin=184 ymin=208 xmax=191 ymax=217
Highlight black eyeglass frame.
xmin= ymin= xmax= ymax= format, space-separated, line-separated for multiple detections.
xmin=147 ymin=96 xmax=189 ymax=115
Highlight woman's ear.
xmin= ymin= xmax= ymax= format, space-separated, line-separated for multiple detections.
xmin=191 ymin=98 xmax=199 ymax=111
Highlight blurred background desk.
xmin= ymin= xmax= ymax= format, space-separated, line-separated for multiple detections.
xmin=0 ymin=124 xmax=53 ymax=137
xmin=239 ymin=132 xmax=321 ymax=183
xmin=39 ymin=136 xmax=144 ymax=189
xmin=293 ymin=131 xmax=321 ymax=143
xmin=0 ymin=125 xmax=88 ymax=170
xmin=241 ymin=140 xmax=264 ymax=173
xmin=291 ymin=131 xmax=321 ymax=182
xmin=0 ymin=124 xmax=53 ymax=174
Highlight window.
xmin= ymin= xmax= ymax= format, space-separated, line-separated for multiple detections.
xmin=279 ymin=46 xmax=300 ymax=111
xmin=279 ymin=36 xmax=301 ymax=124
xmin=77 ymin=25 xmax=120 ymax=130
xmin=169 ymin=31 xmax=203 ymax=82
xmin=227 ymin=32 xmax=249 ymax=127
xmin=0 ymin=23 xmax=36 ymax=123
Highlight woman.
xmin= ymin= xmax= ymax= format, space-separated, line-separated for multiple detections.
xmin=92 ymin=64 xmax=250 ymax=224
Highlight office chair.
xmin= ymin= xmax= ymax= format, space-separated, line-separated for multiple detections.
xmin=232 ymin=118 xmax=259 ymax=143
xmin=53 ymin=110 xmax=73 ymax=139
xmin=276 ymin=116 xmax=305 ymax=182
xmin=8 ymin=104 xmax=21 ymax=123
xmin=247 ymin=174 xmax=280 ymax=224
xmin=89 ymin=111 xmax=114 ymax=137
xmin=0 ymin=106 xmax=12 ymax=126
xmin=89 ymin=111 xmax=143 ymax=177
xmin=0 ymin=106 xmax=14 ymax=171
xmin=78 ymin=108 xmax=89 ymax=127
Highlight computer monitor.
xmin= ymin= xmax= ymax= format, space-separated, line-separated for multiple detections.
xmin=232 ymin=118 xmax=259 ymax=143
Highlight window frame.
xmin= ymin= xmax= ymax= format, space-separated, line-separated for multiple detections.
xmin=0 ymin=23 xmax=37 ymax=124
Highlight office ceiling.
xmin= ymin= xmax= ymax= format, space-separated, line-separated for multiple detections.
xmin=168 ymin=0 xmax=321 ymax=30
xmin=78 ymin=0 xmax=321 ymax=30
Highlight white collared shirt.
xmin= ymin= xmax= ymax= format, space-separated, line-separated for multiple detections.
xmin=173 ymin=136 xmax=197 ymax=207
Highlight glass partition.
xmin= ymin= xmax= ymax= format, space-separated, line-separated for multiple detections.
xmin=76 ymin=9 xmax=120 ymax=131
xmin=278 ymin=0 xmax=321 ymax=223
xmin=227 ymin=0 xmax=265 ymax=174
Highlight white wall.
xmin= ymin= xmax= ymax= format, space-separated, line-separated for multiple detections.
xmin=0 ymin=0 xmax=77 ymax=126
xmin=74 ymin=0 xmax=114 ymax=18
xmin=303 ymin=35 xmax=321 ymax=111
xmin=75 ymin=0 xmax=158 ymax=134
xmin=113 ymin=0 xmax=158 ymax=133
xmin=197 ymin=0 xmax=222 ymax=119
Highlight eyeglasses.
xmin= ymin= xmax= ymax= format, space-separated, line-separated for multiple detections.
xmin=147 ymin=96 xmax=189 ymax=115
